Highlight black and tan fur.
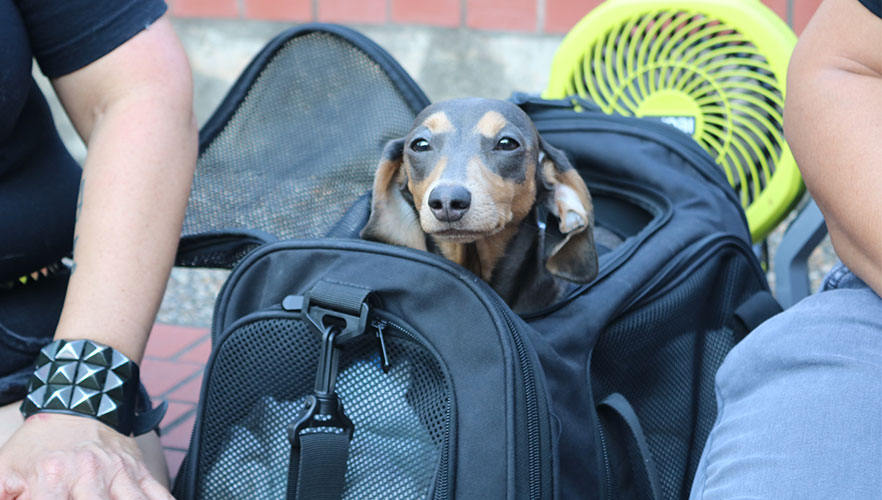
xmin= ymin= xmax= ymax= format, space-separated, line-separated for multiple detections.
xmin=361 ymin=98 xmax=598 ymax=313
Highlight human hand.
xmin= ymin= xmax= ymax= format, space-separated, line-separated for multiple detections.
xmin=0 ymin=412 xmax=173 ymax=499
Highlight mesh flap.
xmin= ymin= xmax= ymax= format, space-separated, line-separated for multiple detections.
xmin=181 ymin=26 xmax=429 ymax=267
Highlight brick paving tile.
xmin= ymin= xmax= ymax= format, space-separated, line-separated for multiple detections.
xmin=391 ymin=0 xmax=460 ymax=27
xmin=145 ymin=324 xmax=209 ymax=360
xmin=159 ymin=401 xmax=197 ymax=428
xmin=544 ymin=0 xmax=601 ymax=33
xmin=318 ymin=0 xmax=386 ymax=24
xmin=161 ymin=413 xmax=198 ymax=451
xmin=172 ymin=0 xmax=238 ymax=18
xmin=166 ymin=373 xmax=205 ymax=404
xmin=140 ymin=321 xmax=211 ymax=483
xmin=141 ymin=359 xmax=202 ymax=397
xmin=164 ymin=449 xmax=188 ymax=482
xmin=178 ymin=337 xmax=212 ymax=364
xmin=466 ymin=0 xmax=536 ymax=32
xmin=244 ymin=0 xmax=312 ymax=21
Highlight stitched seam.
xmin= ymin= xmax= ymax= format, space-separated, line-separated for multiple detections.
xmin=36 ymin=4 xmax=144 ymax=58
xmin=822 ymin=263 xmax=849 ymax=291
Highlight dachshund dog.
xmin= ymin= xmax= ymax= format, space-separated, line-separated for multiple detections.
xmin=361 ymin=98 xmax=598 ymax=313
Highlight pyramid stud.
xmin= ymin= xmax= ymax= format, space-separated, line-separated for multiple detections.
xmin=70 ymin=387 xmax=101 ymax=414
xmin=75 ymin=363 xmax=107 ymax=391
xmin=82 ymin=341 xmax=112 ymax=367
xmin=44 ymin=385 xmax=73 ymax=410
xmin=109 ymin=351 xmax=133 ymax=379
xmin=34 ymin=363 xmax=52 ymax=384
xmin=27 ymin=363 xmax=53 ymax=391
xmin=24 ymin=385 xmax=48 ymax=408
xmin=56 ymin=340 xmax=85 ymax=361
xmin=103 ymin=372 xmax=125 ymax=400
xmin=35 ymin=341 xmax=63 ymax=366
xmin=20 ymin=397 xmax=38 ymax=416
xmin=96 ymin=394 xmax=119 ymax=427
xmin=48 ymin=361 xmax=79 ymax=385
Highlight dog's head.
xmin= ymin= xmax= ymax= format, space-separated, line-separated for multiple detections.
xmin=361 ymin=98 xmax=597 ymax=285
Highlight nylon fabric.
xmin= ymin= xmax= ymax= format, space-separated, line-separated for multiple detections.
xmin=291 ymin=432 xmax=351 ymax=500
xmin=308 ymin=280 xmax=373 ymax=315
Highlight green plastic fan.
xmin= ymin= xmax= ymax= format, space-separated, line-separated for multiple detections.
xmin=544 ymin=0 xmax=801 ymax=242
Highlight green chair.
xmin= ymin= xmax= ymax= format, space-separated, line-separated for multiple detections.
xmin=544 ymin=0 xmax=801 ymax=243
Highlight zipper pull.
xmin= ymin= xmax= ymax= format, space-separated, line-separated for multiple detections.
xmin=371 ymin=320 xmax=391 ymax=374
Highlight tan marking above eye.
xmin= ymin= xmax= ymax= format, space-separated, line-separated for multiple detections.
xmin=422 ymin=111 xmax=454 ymax=134
xmin=474 ymin=111 xmax=508 ymax=138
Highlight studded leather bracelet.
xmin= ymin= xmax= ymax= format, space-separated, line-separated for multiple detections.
xmin=19 ymin=339 xmax=166 ymax=436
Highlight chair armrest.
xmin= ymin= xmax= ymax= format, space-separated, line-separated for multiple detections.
xmin=774 ymin=200 xmax=828 ymax=308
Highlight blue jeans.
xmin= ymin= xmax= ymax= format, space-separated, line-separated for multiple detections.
xmin=689 ymin=263 xmax=882 ymax=499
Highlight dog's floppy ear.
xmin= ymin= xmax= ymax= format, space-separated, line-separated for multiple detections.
xmin=538 ymin=136 xmax=598 ymax=283
xmin=360 ymin=138 xmax=427 ymax=251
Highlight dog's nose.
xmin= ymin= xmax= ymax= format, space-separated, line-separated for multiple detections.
xmin=428 ymin=185 xmax=471 ymax=222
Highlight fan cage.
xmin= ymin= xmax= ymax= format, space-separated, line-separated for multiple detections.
xmin=571 ymin=10 xmax=784 ymax=209
xmin=545 ymin=0 xmax=801 ymax=241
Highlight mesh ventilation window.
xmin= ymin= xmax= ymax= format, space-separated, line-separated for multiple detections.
xmin=590 ymin=253 xmax=760 ymax=499
xmin=195 ymin=317 xmax=450 ymax=500
xmin=183 ymin=32 xmax=423 ymax=241
xmin=568 ymin=10 xmax=784 ymax=210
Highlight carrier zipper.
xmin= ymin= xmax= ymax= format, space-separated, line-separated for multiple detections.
xmin=489 ymin=295 xmax=544 ymax=500
xmin=614 ymin=234 xmax=766 ymax=317
xmin=371 ymin=315 xmax=453 ymax=500
xmin=595 ymin=416 xmax=614 ymax=500
xmin=374 ymin=299 xmax=541 ymax=499
xmin=370 ymin=320 xmax=391 ymax=373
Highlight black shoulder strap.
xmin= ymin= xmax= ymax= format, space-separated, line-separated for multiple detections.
xmin=597 ymin=393 xmax=662 ymax=500
xmin=287 ymin=420 xmax=352 ymax=500
xmin=732 ymin=290 xmax=782 ymax=343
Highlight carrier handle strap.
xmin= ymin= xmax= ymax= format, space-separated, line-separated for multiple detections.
xmin=732 ymin=290 xmax=782 ymax=344
xmin=286 ymin=280 xmax=373 ymax=500
xmin=597 ymin=393 xmax=662 ymax=500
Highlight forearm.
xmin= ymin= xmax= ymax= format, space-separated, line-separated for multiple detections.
xmin=784 ymin=0 xmax=882 ymax=296
xmin=55 ymin=95 xmax=197 ymax=363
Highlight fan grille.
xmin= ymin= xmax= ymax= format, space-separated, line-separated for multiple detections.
xmin=567 ymin=9 xmax=786 ymax=209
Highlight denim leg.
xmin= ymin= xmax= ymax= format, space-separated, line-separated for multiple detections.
xmin=690 ymin=265 xmax=882 ymax=499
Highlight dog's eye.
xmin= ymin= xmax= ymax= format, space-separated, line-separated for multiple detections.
xmin=410 ymin=138 xmax=431 ymax=152
xmin=495 ymin=137 xmax=520 ymax=151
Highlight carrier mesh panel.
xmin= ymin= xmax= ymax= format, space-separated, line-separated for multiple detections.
xmin=194 ymin=317 xmax=449 ymax=500
xmin=591 ymin=252 xmax=760 ymax=500
xmin=183 ymin=31 xmax=424 ymax=246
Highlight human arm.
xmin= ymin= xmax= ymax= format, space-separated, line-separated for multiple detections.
xmin=784 ymin=0 xmax=882 ymax=296
xmin=0 ymin=13 xmax=196 ymax=499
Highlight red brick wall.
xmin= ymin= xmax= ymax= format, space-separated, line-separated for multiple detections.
xmin=168 ymin=0 xmax=824 ymax=35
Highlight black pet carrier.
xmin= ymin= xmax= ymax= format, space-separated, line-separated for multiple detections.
xmin=172 ymin=24 xmax=778 ymax=500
